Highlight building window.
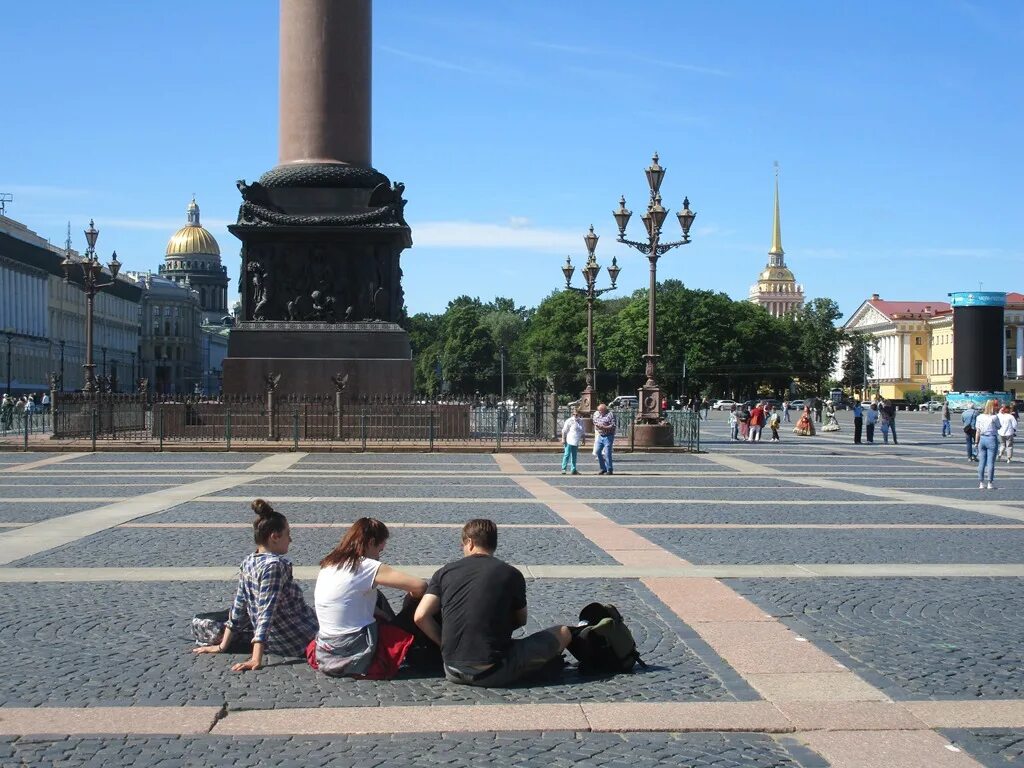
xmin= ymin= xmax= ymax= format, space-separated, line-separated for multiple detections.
xmin=915 ymin=336 xmax=922 ymax=345
xmin=914 ymin=360 xmax=922 ymax=375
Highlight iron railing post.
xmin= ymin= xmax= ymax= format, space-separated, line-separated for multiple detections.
xmin=91 ymin=408 xmax=98 ymax=452
xmin=157 ymin=404 xmax=164 ymax=451
xmin=429 ymin=409 xmax=435 ymax=452
xmin=23 ymin=412 xmax=29 ymax=451
xmin=293 ymin=409 xmax=300 ymax=450
xmin=360 ymin=407 xmax=368 ymax=451
xmin=225 ymin=408 xmax=232 ymax=451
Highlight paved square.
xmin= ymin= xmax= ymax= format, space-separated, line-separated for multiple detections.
xmin=1 ymin=412 xmax=1021 ymax=767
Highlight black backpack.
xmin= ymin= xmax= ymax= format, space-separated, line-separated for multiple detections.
xmin=567 ymin=603 xmax=645 ymax=674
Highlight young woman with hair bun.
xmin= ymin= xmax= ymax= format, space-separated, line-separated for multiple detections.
xmin=310 ymin=517 xmax=431 ymax=678
xmin=193 ymin=499 xmax=318 ymax=671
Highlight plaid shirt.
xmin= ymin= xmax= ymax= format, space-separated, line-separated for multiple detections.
xmin=227 ymin=552 xmax=318 ymax=657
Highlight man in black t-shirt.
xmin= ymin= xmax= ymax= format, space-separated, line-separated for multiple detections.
xmin=414 ymin=519 xmax=571 ymax=686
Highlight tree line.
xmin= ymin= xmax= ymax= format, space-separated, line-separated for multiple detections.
xmin=407 ymin=280 xmax=851 ymax=401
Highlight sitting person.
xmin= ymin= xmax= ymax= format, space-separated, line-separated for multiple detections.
xmin=311 ymin=517 xmax=428 ymax=678
xmin=193 ymin=499 xmax=318 ymax=671
xmin=414 ymin=518 xmax=571 ymax=687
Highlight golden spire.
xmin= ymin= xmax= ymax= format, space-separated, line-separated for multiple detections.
xmin=769 ymin=162 xmax=784 ymax=259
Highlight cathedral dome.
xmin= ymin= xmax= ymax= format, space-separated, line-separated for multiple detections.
xmin=165 ymin=198 xmax=220 ymax=258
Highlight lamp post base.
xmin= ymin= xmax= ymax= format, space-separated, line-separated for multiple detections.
xmin=633 ymin=421 xmax=674 ymax=447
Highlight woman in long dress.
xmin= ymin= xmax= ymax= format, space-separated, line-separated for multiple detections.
xmin=794 ymin=406 xmax=815 ymax=436
xmin=822 ymin=401 xmax=841 ymax=432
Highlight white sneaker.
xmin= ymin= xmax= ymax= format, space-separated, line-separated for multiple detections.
xmin=979 ymin=482 xmax=985 ymax=489
xmin=987 ymin=482 xmax=995 ymax=490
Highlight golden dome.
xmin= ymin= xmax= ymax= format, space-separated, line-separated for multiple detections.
xmin=759 ymin=265 xmax=795 ymax=282
xmin=165 ymin=197 xmax=220 ymax=257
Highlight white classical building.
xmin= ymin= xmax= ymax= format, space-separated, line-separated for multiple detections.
xmin=1 ymin=215 xmax=142 ymax=393
xmin=748 ymin=171 xmax=805 ymax=317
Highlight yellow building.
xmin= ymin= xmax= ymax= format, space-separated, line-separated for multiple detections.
xmin=842 ymin=292 xmax=1024 ymax=399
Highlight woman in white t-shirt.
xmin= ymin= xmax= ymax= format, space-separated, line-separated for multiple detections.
xmin=997 ymin=405 xmax=1017 ymax=463
xmin=974 ymin=399 xmax=1002 ymax=490
xmin=311 ymin=517 xmax=428 ymax=678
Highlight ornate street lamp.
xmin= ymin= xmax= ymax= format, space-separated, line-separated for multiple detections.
xmin=614 ymin=152 xmax=696 ymax=445
xmin=62 ymin=219 xmax=122 ymax=394
xmin=562 ymin=225 xmax=621 ymax=418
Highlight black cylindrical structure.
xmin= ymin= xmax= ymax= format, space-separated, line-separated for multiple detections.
xmin=950 ymin=292 xmax=1006 ymax=393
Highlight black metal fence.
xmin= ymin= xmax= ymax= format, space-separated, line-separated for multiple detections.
xmin=5 ymin=393 xmax=700 ymax=452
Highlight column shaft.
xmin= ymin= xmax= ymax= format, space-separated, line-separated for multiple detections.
xmin=1017 ymin=325 xmax=1023 ymax=377
xmin=279 ymin=0 xmax=372 ymax=166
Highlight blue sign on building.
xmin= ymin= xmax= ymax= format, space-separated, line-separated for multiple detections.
xmin=948 ymin=291 xmax=1007 ymax=308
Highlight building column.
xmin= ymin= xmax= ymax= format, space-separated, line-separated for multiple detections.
xmin=1017 ymin=325 xmax=1024 ymax=377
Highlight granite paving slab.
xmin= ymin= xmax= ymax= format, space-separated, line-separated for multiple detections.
xmin=556 ymin=486 xmax=875 ymax=502
xmin=940 ymin=728 xmax=1024 ymax=768
xmin=241 ymin=475 xmax=524 ymax=486
xmin=643 ymin=528 xmax=1024 ymax=564
xmin=64 ymin=453 xmax=273 ymax=464
xmin=12 ymin=525 xmax=615 ymax=567
xmin=146 ymin=501 xmax=562 ymax=525
xmin=0 ymin=453 xmax=49 ymax=465
xmin=204 ymin=483 xmax=535 ymax=499
xmin=0 ymin=580 xmax=745 ymax=708
xmin=731 ymin=578 xmax=1024 ymax=699
xmin=0 ymin=484 xmax=188 ymax=499
xmin=0 ymin=733 xmax=826 ymax=767
xmin=0 ymin=502 xmax=118 ymax=524
xmin=594 ymin=502 xmax=1005 ymax=526
xmin=298 ymin=454 xmax=499 ymax=464
xmin=544 ymin=476 xmax=802 ymax=488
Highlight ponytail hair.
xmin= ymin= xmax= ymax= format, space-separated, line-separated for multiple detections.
xmin=320 ymin=517 xmax=389 ymax=571
xmin=252 ymin=498 xmax=288 ymax=546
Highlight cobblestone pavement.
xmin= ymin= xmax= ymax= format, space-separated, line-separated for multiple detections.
xmin=146 ymin=501 xmax=563 ymax=525
xmin=12 ymin=525 xmax=616 ymax=568
xmin=0 ymin=732 xmax=826 ymax=768
xmin=0 ymin=580 xmax=743 ymax=708
xmin=731 ymin=578 xmax=1024 ymax=699
xmin=940 ymin=729 xmax=1024 ymax=767
xmin=596 ymin=502 xmax=1005 ymax=525
xmin=650 ymin=528 xmax=1024 ymax=564
xmin=2 ymin=414 xmax=1022 ymax=766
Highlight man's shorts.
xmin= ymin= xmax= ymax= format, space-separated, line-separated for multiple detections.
xmin=444 ymin=629 xmax=563 ymax=687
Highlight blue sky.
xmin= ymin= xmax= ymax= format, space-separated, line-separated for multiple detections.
xmin=2 ymin=1 xmax=1021 ymax=319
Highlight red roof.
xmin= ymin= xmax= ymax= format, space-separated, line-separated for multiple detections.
xmin=1008 ymin=292 xmax=1024 ymax=303
xmin=868 ymin=300 xmax=951 ymax=318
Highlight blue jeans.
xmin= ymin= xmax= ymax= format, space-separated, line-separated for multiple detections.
xmin=978 ymin=435 xmax=997 ymax=483
xmin=941 ymin=419 xmax=951 ymax=436
xmin=596 ymin=434 xmax=614 ymax=473
xmin=965 ymin=430 xmax=975 ymax=459
xmin=561 ymin=444 xmax=578 ymax=473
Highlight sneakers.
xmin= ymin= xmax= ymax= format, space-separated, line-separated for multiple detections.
xmin=598 ymin=470 xmax=607 ymax=475
xmin=571 ymin=470 xmax=579 ymax=475
xmin=987 ymin=482 xmax=995 ymax=490
xmin=979 ymin=482 xmax=985 ymax=490
xmin=561 ymin=470 xmax=567 ymax=475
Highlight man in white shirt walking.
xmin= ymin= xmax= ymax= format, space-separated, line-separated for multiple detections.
xmin=560 ymin=411 xmax=586 ymax=475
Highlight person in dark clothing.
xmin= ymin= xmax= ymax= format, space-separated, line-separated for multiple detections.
xmin=882 ymin=400 xmax=898 ymax=444
xmin=414 ymin=519 xmax=572 ymax=687
xmin=852 ymin=401 xmax=863 ymax=444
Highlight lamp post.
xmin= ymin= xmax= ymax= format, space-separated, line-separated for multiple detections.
xmin=61 ymin=220 xmax=121 ymax=394
xmin=4 ymin=331 xmax=12 ymax=395
xmin=499 ymin=346 xmax=506 ymax=403
xmin=562 ymin=225 xmax=621 ymax=418
xmin=613 ymin=152 xmax=696 ymax=446
xmin=59 ymin=340 xmax=65 ymax=391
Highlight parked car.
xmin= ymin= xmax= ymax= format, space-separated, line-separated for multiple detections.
xmin=609 ymin=395 xmax=639 ymax=410
xmin=789 ymin=399 xmax=805 ymax=411
xmin=713 ymin=399 xmax=737 ymax=410
xmin=919 ymin=400 xmax=944 ymax=412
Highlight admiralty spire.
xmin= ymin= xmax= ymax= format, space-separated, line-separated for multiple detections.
xmin=748 ymin=164 xmax=804 ymax=317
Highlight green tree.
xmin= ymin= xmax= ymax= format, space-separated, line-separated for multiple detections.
xmin=521 ymin=290 xmax=587 ymax=394
xmin=439 ymin=299 xmax=497 ymax=393
xmin=840 ymin=333 xmax=878 ymax=391
xmin=790 ymin=298 xmax=845 ymax=394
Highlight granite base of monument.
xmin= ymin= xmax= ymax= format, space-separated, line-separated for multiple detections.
xmin=222 ymin=321 xmax=412 ymax=398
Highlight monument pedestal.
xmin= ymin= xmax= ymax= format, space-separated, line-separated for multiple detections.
xmin=222 ymin=321 xmax=412 ymax=398
xmin=633 ymin=422 xmax=674 ymax=447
